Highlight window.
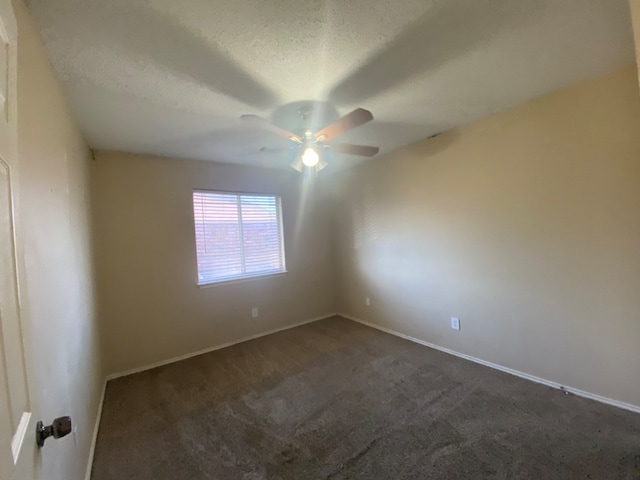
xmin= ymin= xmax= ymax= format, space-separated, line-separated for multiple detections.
xmin=192 ymin=191 xmax=286 ymax=285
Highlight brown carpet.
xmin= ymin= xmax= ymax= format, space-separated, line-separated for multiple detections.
xmin=91 ymin=316 xmax=640 ymax=479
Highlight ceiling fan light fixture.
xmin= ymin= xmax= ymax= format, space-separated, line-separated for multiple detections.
xmin=289 ymin=156 xmax=304 ymax=172
xmin=241 ymin=107 xmax=378 ymax=174
xmin=301 ymin=147 xmax=320 ymax=167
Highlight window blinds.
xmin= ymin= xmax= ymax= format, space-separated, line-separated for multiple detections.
xmin=192 ymin=191 xmax=285 ymax=284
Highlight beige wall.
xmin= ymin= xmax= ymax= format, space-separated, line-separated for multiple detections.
xmin=332 ymin=66 xmax=640 ymax=407
xmin=14 ymin=1 xmax=102 ymax=479
xmin=631 ymin=1 xmax=640 ymax=81
xmin=91 ymin=152 xmax=335 ymax=375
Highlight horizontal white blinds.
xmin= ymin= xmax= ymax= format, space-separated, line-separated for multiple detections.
xmin=193 ymin=191 xmax=285 ymax=284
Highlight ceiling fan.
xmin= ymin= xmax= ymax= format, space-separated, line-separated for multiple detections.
xmin=241 ymin=107 xmax=379 ymax=172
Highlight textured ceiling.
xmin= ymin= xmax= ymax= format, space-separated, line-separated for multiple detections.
xmin=28 ymin=0 xmax=635 ymax=172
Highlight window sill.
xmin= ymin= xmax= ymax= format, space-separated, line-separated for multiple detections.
xmin=197 ymin=271 xmax=288 ymax=288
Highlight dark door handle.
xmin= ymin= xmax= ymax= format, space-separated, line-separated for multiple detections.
xmin=36 ymin=416 xmax=72 ymax=447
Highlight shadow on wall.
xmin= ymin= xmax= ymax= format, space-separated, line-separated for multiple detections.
xmin=346 ymin=129 xmax=462 ymax=250
xmin=399 ymin=129 xmax=463 ymax=160
xmin=338 ymin=130 xmax=466 ymax=340
xmin=327 ymin=0 xmax=547 ymax=105
xmin=351 ymin=183 xmax=378 ymax=251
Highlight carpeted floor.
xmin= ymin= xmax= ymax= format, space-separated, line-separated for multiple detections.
xmin=91 ymin=316 xmax=640 ymax=479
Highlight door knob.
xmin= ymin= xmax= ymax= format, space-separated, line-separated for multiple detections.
xmin=36 ymin=416 xmax=72 ymax=448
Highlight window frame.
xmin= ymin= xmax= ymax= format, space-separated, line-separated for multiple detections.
xmin=192 ymin=189 xmax=287 ymax=286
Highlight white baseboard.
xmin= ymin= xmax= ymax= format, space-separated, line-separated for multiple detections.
xmin=84 ymin=379 xmax=107 ymax=480
xmin=339 ymin=312 xmax=640 ymax=415
xmin=106 ymin=313 xmax=337 ymax=381
xmin=83 ymin=310 xmax=638 ymax=479
xmin=83 ymin=313 xmax=336 ymax=477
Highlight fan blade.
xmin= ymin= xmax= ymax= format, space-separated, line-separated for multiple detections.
xmin=328 ymin=143 xmax=379 ymax=157
xmin=315 ymin=108 xmax=373 ymax=142
xmin=241 ymin=115 xmax=303 ymax=143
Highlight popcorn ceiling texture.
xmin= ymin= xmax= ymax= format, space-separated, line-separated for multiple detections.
xmin=28 ymin=0 xmax=634 ymax=171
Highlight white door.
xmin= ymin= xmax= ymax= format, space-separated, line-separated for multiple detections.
xmin=0 ymin=0 xmax=39 ymax=479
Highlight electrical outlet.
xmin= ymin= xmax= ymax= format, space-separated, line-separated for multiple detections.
xmin=365 ymin=297 xmax=371 ymax=307
xmin=251 ymin=307 xmax=258 ymax=318
xmin=451 ymin=317 xmax=460 ymax=331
